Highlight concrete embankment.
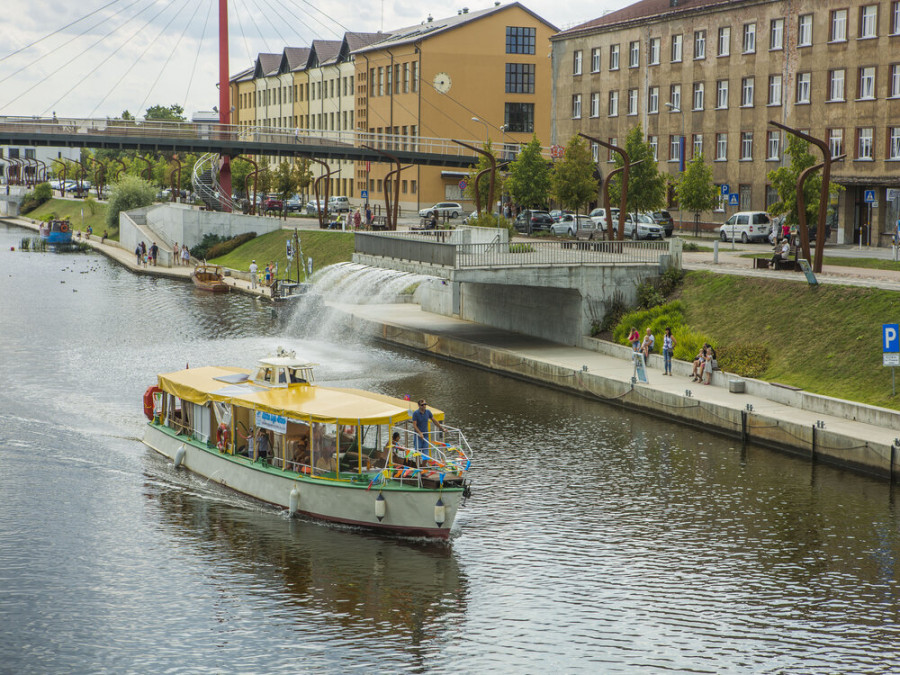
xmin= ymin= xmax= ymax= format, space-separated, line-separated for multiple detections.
xmin=337 ymin=302 xmax=900 ymax=483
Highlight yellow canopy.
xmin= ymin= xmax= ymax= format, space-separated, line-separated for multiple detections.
xmin=157 ymin=366 xmax=421 ymax=425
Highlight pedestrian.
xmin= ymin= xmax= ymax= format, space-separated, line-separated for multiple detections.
xmin=249 ymin=259 xmax=258 ymax=289
xmin=150 ymin=241 xmax=159 ymax=266
xmin=181 ymin=244 xmax=190 ymax=267
xmin=173 ymin=241 xmax=179 ymax=265
xmin=628 ymin=326 xmax=640 ymax=351
xmin=140 ymin=241 xmax=148 ymax=268
xmin=353 ymin=207 xmax=361 ymax=230
xmin=365 ymin=204 xmax=372 ymax=228
xmin=264 ymin=263 xmax=272 ymax=286
xmin=640 ymin=327 xmax=655 ymax=362
xmin=662 ymin=327 xmax=676 ymax=375
xmin=134 ymin=242 xmax=142 ymax=266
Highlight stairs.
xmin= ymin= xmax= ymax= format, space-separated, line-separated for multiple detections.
xmin=192 ymin=153 xmax=239 ymax=212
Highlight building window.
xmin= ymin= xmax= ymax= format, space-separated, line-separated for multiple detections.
xmin=741 ymin=77 xmax=755 ymax=106
xmin=607 ymin=138 xmax=618 ymax=162
xmin=648 ymin=135 xmax=658 ymax=161
xmin=741 ymin=131 xmax=753 ymax=159
xmin=831 ymin=9 xmax=848 ymax=41
xmin=891 ymin=64 xmax=900 ymax=97
xmin=768 ymin=74 xmax=782 ymax=105
xmin=716 ymin=133 xmax=728 ymax=160
xmin=796 ymin=72 xmax=811 ymax=103
xmin=857 ymin=127 xmax=874 ymax=158
xmin=893 ymin=1 xmax=900 ymax=34
xmin=718 ymin=26 xmax=731 ymax=56
xmin=670 ymin=83 xmax=681 ymax=110
xmin=859 ymin=66 xmax=876 ymax=99
xmin=628 ymin=88 xmax=638 ymax=115
xmin=671 ymin=34 xmax=682 ymax=62
xmin=590 ymin=92 xmax=600 ymax=117
xmin=694 ymin=30 xmax=706 ymax=59
xmin=505 ymin=63 xmax=535 ymax=93
xmin=693 ymin=82 xmax=704 ymax=110
xmin=829 ymin=69 xmax=846 ymax=101
xmin=591 ymin=48 xmax=601 ymax=72
xmin=828 ymin=128 xmax=843 ymax=157
xmin=650 ymin=37 xmax=660 ymax=65
xmin=692 ymin=134 xmax=703 ymax=158
xmin=609 ymin=44 xmax=620 ymax=70
xmin=770 ymin=18 xmax=784 ymax=50
xmin=412 ymin=62 xmax=419 ymax=92
xmin=506 ymin=26 xmax=536 ymax=54
xmin=404 ymin=63 xmax=410 ymax=93
xmin=889 ymin=127 xmax=900 ymax=159
xmin=573 ymin=50 xmax=583 ymax=75
xmin=743 ymin=23 xmax=756 ymax=53
xmin=504 ymin=102 xmax=534 ymax=132
xmin=608 ymin=91 xmax=619 ymax=116
xmin=716 ymin=79 xmax=728 ymax=108
xmin=591 ymin=142 xmax=599 ymax=162
xmin=572 ymin=94 xmax=582 ymax=118
xmin=670 ymin=136 xmax=682 ymax=161
xmin=739 ymin=185 xmax=752 ymax=210
xmin=860 ymin=5 xmax=878 ymax=38
xmin=767 ymin=131 xmax=781 ymax=159
xmin=629 ymin=41 xmax=640 ymax=67
xmin=648 ymin=86 xmax=659 ymax=113
xmin=798 ymin=14 xmax=813 ymax=46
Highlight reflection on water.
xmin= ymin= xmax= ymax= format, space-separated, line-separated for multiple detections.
xmin=1 ymin=220 xmax=900 ymax=672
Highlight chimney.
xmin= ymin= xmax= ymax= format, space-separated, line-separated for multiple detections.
xmin=427 ymin=14 xmax=433 ymax=21
xmin=463 ymin=7 xmax=469 ymax=12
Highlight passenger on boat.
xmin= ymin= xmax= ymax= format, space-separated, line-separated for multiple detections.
xmin=256 ymin=428 xmax=271 ymax=459
xmin=412 ymin=400 xmax=445 ymax=453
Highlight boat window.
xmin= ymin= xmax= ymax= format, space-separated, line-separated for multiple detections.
xmin=278 ymin=368 xmax=287 ymax=384
xmin=288 ymin=368 xmax=307 ymax=383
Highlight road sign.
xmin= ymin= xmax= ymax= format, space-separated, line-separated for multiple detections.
xmin=884 ymin=323 xmax=899 ymax=352
xmin=721 ymin=184 xmax=730 ymax=196
xmin=458 ymin=179 xmax=467 ymax=191
xmin=884 ymin=353 xmax=900 ymax=366
xmin=361 ymin=189 xmax=369 ymax=199
xmin=864 ymin=189 xmax=876 ymax=203
xmin=797 ymin=259 xmax=817 ymax=286
xmin=728 ymin=194 xmax=739 ymax=206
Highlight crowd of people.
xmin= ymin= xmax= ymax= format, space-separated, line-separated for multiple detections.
xmin=628 ymin=326 xmax=717 ymax=383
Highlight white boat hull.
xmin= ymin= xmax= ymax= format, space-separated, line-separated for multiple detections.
xmin=143 ymin=424 xmax=464 ymax=538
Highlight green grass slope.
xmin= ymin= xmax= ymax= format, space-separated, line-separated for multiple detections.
xmin=211 ymin=228 xmax=354 ymax=278
xmin=26 ymin=199 xmax=112 ymax=237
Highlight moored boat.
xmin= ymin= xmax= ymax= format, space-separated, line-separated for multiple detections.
xmin=141 ymin=349 xmax=473 ymax=538
xmin=39 ymin=218 xmax=73 ymax=246
xmin=190 ymin=263 xmax=228 ymax=292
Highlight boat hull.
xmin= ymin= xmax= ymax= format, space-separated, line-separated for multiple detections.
xmin=190 ymin=277 xmax=229 ymax=293
xmin=143 ymin=424 xmax=463 ymax=538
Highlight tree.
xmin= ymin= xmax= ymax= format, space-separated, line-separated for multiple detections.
xmin=609 ymin=125 xmax=666 ymax=216
xmin=675 ymin=154 xmax=720 ymax=221
xmin=106 ymin=175 xmax=156 ymax=229
xmin=551 ymin=135 xmax=596 ymax=214
xmin=272 ymin=160 xmax=296 ymax=200
xmin=292 ymin=158 xmax=313 ymax=199
xmin=767 ymin=135 xmax=843 ymax=226
xmin=505 ymin=135 xmax=551 ymax=209
xmin=120 ymin=110 xmax=135 ymax=121
xmin=464 ymin=140 xmax=501 ymax=213
xmin=144 ymin=104 xmax=186 ymax=121
xmin=230 ymin=158 xmax=254 ymax=197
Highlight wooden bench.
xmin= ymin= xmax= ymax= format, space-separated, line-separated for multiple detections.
xmin=370 ymin=215 xmax=388 ymax=231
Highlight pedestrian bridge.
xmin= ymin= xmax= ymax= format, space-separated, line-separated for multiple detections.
xmin=353 ymin=229 xmax=681 ymax=346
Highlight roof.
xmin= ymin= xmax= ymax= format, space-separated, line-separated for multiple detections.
xmin=157 ymin=366 xmax=439 ymax=425
xmin=229 ymin=66 xmax=255 ymax=84
xmin=254 ymin=53 xmax=281 ymax=78
xmin=344 ymin=31 xmax=387 ymax=52
xmin=353 ymin=2 xmax=558 ymax=54
xmin=311 ymin=39 xmax=343 ymax=67
xmin=556 ymin=0 xmax=734 ymax=39
xmin=282 ymin=47 xmax=311 ymax=73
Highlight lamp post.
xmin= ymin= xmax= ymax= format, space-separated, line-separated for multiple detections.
xmin=665 ymin=102 xmax=685 ymax=234
xmin=471 ymin=116 xmax=489 ymax=145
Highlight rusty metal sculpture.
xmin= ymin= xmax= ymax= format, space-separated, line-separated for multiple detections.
xmin=579 ymin=133 xmax=635 ymax=241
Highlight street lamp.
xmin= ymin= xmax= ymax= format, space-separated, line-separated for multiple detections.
xmin=665 ymin=102 xmax=686 ymax=234
xmin=471 ymin=116 xmax=489 ymax=144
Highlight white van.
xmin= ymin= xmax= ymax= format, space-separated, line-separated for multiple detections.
xmin=328 ymin=196 xmax=351 ymax=213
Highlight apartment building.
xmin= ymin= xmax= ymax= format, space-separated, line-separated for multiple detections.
xmin=552 ymin=0 xmax=900 ymax=246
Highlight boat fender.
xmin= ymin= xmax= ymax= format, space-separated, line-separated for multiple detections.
xmin=289 ymin=486 xmax=300 ymax=515
xmin=434 ymin=497 xmax=446 ymax=527
xmin=173 ymin=444 xmax=186 ymax=469
xmin=375 ymin=493 xmax=386 ymax=521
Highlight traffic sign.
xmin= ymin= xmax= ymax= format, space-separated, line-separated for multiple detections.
xmin=864 ymin=189 xmax=876 ymax=203
xmin=458 ymin=179 xmax=467 ymax=191
xmin=728 ymin=194 xmax=739 ymax=206
xmin=884 ymin=323 xmax=899 ymax=352
xmin=884 ymin=353 xmax=899 ymax=367
xmin=720 ymin=184 xmax=730 ymax=196
xmin=361 ymin=189 xmax=369 ymax=199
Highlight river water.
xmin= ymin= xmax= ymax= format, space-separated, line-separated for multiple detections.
xmin=1 ymin=221 xmax=899 ymax=673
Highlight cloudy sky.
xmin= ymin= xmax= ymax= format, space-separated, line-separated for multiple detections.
xmin=0 ymin=0 xmax=626 ymax=120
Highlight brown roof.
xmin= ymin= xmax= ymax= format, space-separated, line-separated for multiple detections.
xmin=283 ymin=47 xmax=311 ymax=72
xmin=311 ymin=39 xmax=342 ymax=66
xmin=344 ymin=32 xmax=386 ymax=52
xmin=254 ymin=53 xmax=281 ymax=78
xmin=556 ymin=0 xmax=735 ymax=38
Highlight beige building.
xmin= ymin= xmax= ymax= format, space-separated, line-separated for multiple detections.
xmin=552 ymin=0 xmax=900 ymax=245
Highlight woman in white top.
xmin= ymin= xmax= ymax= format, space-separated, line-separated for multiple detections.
xmin=662 ymin=327 xmax=676 ymax=376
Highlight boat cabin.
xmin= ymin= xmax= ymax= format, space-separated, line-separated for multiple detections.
xmin=252 ymin=349 xmax=316 ymax=387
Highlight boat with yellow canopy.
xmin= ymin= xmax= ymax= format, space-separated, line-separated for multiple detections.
xmin=141 ymin=348 xmax=473 ymax=538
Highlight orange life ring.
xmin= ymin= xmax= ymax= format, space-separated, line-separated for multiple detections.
xmin=59 ymin=222 xmax=69 ymax=233
xmin=143 ymin=385 xmax=161 ymax=420
xmin=216 ymin=424 xmax=230 ymax=450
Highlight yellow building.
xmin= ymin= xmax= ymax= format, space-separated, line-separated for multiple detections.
xmin=352 ymin=3 xmax=557 ymax=213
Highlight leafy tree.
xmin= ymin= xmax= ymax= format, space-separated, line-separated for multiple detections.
xmin=272 ymin=160 xmax=296 ymax=200
xmin=230 ymin=158 xmax=254 ymax=197
xmin=551 ymin=135 xmax=596 ymax=214
xmin=292 ymin=158 xmax=313 ymax=199
xmin=767 ymin=135 xmax=843 ymax=226
xmin=609 ymin=125 xmax=666 ymax=216
xmin=505 ymin=135 xmax=551 ymax=209
xmin=120 ymin=110 xmax=135 ymax=121
xmin=256 ymin=165 xmax=272 ymax=196
xmin=144 ymin=104 xmax=186 ymax=121
xmin=105 ymin=175 xmax=155 ymax=229
xmin=464 ymin=140 xmax=502 ymax=213
xmin=675 ymin=154 xmax=720 ymax=220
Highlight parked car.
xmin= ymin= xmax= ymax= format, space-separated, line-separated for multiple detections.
xmin=263 ymin=197 xmax=284 ymax=211
xmin=616 ymin=213 xmax=664 ymax=240
xmin=649 ymin=211 xmax=674 ymax=236
xmin=576 ymin=218 xmax=604 ymax=240
xmin=329 ymin=195 xmax=351 ymax=212
xmin=719 ymin=211 xmax=772 ymax=243
xmin=549 ymin=209 xmax=574 ymax=222
xmin=418 ymin=202 xmax=462 ymax=219
xmin=550 ymin=214 xmax=593 ymax=236
xmin=305 ymin=199 xmax=326 ymax=215
xmin=588 ymin=207 xmax=609 ymax=227
xmin=513 ymin=210 xmax=554 ymax=234
xmin=285 ymin=195 xmax=303 ymax=212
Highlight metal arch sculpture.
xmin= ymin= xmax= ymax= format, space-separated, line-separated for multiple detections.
xmin=310 ymin=158 xmax=337 ymax=228
xmin=453 ymin=140 xmax=497 ymax=219
xmin=579 ymin=133 xmax=634 ymax=241
xmin=362 ymin=145 xmax=405 ymax=230
xmin=795 ymin=154 xmax=846 ymax=264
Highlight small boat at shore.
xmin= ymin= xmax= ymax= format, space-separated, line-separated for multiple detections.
xmin=191 ymin=263 xmax=228 ymax=292
xmin=141 ymin=349 xmax=473 ymax=538
xmin=39 ymin=219 xmax=73 ymax=247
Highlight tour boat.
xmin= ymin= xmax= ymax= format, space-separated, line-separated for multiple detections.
xmin=39 ymin=218 xmax=73 ymax=246
xmin=190 ymin=263 xmax=229 ymax=292
xmin=141 ymin=349 xmax=473 ymax=538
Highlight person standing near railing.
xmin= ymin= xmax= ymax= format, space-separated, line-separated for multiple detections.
xmin=412 ymin=399 xmax=445 ymax=454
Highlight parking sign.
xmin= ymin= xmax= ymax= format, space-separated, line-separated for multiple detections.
xmin=883 ymin=323 xmax=899 ymax=352
xmin=720 ymin=184 xmax=730 ymax=196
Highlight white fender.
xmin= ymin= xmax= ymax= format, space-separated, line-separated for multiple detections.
xmin=434 ymin=497 xmax=446 ymax=527
xmin=173 ymin=444 xmax=186 ymax=469
xmin=375 ymin=493 xmax=386 ymax=521
xmin=289 ymin=486 xmax=300 ymax=515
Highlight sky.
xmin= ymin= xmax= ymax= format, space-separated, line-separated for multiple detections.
xmin=0 ymin=0 xmax=626 ymax=120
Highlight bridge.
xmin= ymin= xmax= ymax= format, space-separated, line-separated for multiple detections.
xmin=353 ymin=229 xmax=681 ymax=346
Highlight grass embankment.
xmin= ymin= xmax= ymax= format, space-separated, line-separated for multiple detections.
xmin=211 ymin=228 xmax=354 ymax=278
xmin=678 ymin=271 xmax=900 ymax=409
xmin=25 ymin=199 xmax=116 ymax=239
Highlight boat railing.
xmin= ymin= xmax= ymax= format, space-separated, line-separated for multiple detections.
xmin=390 ymin=426 xmax=472 ymax=477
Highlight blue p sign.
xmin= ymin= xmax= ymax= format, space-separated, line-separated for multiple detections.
xmin=884 ymin=324 xmax=899 ymax=352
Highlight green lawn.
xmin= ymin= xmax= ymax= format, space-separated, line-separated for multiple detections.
xmin=679 ymin=271 xmax=900 ymax=409
xmin=211 ymin=228 xmax=354 ymax=279
xmin=25 ymin=199 xmax=115 ymax=239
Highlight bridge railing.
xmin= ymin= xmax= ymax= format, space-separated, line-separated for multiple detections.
xmin=355 ymin=231 xmax=456 ymax=267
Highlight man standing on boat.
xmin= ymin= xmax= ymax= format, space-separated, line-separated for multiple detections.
xmin=412 ymin=399 xmax=444 ymax=456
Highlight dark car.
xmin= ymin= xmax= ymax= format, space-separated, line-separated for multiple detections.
xmin=263 ymin=198 xmax=283 ymax=212
xmin=650 ymin=211 xmax=674 ymax=236
xmin=514 ymin=210 xmax=554 ymax=234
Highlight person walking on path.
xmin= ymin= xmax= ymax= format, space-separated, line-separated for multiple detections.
xmin=249 ymin=260 xmax=258 ymax=289
xmin=172 ymin=241 xmax=179 ymax=265
xmin=149 ymin=242 xmax=159 ymax=266
xmin=662 ymin=327 xmax=676 ymax=375
xmin=365 ymin=204 xmax=372 ymax=228
xmin=353 ymin=208 xmax=361 ymax=230
xmin=134 ymin=243 xmax=142 ymax=266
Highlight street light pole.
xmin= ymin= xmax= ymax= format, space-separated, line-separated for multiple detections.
xmin=665 ymin=102 xmax=685 ymax=234
xmin=471 ymin=116 xmax=489 ymax=145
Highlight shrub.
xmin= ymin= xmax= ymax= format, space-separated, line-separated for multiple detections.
xmin=597 ymin=289 xmax=627 ymax=334
xmin=612 ymin=301 xmax=686 ymax=344
xmin=636 ymin=280 xmax=665 ymax=309
xmin=509 ymin=243 xmax=535 ymax=253
xmin=33 ymin=182 xmax=52 ymax=204
xmin=206 ymin=232 xmax=257 ymax=259
xmin=717 ymin=342 xmax=770 ymax=378
xmin=658 ymin=267 xmax=684 ymax=297
xmin=106 ymin=175 xmax=155 ymax=229
xmin=682 ymin=241 xmax=700 ymax=252
xmin=191 ymin=233 xmax=228 ymax=260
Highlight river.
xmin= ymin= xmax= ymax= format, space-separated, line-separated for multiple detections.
xmin=1 ymin=221 xmax=898 ymax=673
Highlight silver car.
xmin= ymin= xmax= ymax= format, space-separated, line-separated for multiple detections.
xmin=418 ymin=202 xmax=462 ymax=219
xmin=622 ymin=213 xmax=664 ymax=240
xmin=550 ymin=214 xmax=593 ymax=236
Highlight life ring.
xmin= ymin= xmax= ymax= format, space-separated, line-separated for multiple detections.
xmin=143 ymin=385 xmax=161 ymax=420
xmin=59 ymin=222 xmax=69 ymax=233
xmin=216 ymin=423 xmax=230 ymax=450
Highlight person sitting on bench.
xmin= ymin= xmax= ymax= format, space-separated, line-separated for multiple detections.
xmin=769 ymin=239 xmax=790 ymax=268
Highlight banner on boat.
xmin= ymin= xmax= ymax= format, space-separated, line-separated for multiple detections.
xmin=256 ymin=410 xmax=287 ymax=434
